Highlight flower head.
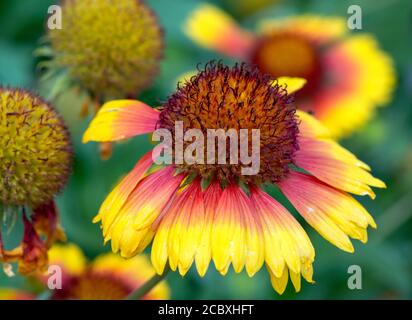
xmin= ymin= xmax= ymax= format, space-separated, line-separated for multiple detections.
xmin=184 ymin=5 xmax=395 ymax=138
xmin=0 ymin=88 xmax=71 ymax=275
xmin=0 ymin=89 xmax=71 ymax=207
xmin=83 ymin=62 xmax=385 ymax=294
xmin=45 ymin=0 xmax=163 ymax=103
xmin=43 ymin=244 xmax=170 ymax=300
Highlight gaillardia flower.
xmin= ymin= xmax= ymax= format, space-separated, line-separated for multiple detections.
xmin=184 ymin=4 xmax=395 ymax=138
xmin=40 ymin=243 xmax=169 ymax=300
xmin=0 ymin=88 xmax=71 ymax=275
xmin=42 ymin=0 xmax=163 ymax=112
xmin=83 ymin=63 xmax=385 ymax=294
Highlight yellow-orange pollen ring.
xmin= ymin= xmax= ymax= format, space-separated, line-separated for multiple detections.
xmin=250 ymin=32 xmax=323 ymax=96
xmin=158 ymin=62 xmax=299 ymax=185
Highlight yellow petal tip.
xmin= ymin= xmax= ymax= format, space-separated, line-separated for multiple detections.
xmin=276 ymin=77 xmax=307 ymax=94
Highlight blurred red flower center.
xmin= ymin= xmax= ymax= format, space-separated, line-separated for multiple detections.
xmin=251 ymin=33 xmax=322 ymax=96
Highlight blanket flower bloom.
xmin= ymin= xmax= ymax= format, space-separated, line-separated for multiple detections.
xmin=0 ymin=88 xmax=71 ymax=275
xmin=39 ymin=243 xmax=169 ymax=300
xmin=184 ymin=4 xmax=395 ymax=138
xmin=83 ymin=62 xmax=385 ymax=294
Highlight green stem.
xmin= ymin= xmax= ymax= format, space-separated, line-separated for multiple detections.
xmin=126 ymin=267 xmax=170 ymax=300
xmin=374 ymin=192 xmax=412 ymax=242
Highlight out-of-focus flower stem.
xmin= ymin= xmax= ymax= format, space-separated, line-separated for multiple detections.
xmin=375 ymin=192 xmax=412 ymax=242
xmin=125 ymin=267 xmax=170 ymax=300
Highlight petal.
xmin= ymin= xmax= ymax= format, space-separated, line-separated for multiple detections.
xmin=32 ymin=201 xmax=66 ymax=248
xmin=195 ymin=181 xmax=222 ymax=277
xmin=295 ymin=137 xmax=385 ymax=198
xmin=276 ymin=77 xmax=307 ymax=94
xmin=47 ymin=243 xmax=87 ymax=277
xmin=268 ymin=265 xmax=289 ymax=295
xmin=83 ymin=100 xmax=159 ymax=143
xmin=309 ymin=34 xmax=395 ymax=138
xmin=290 ymin=270 xmax=301 ymax=292
xmin=131 ymin=166 xmax=185 ymax=231
xmin=243 ymin=200 xmax=265 ymax=277
xmin=110 ymin=221 xmax=151 ymax=259
xmin=18 ymin=215 xmax=48 ymax=275
xmin=250 ymin=186 xmax=314 ymax=278
xmin=297 ymin=111 xmax=370 ymax=169
xmin=94 ymin=151 xmax=155 ymax=236
xmin=211 ymin=184 xmax=249 ymax=275
xmin=278 ymin=172 xmax=377 ymax=253
xmin=151 ymin=211 xmax=174 ymax=275
xmin=184 ymin=3 xmax=255 ymax=59
xmin=258 ymin=15 xmax=347 ymax=44
xmin=338 ymin=35 xmax=395 ymax=106
xmin=301 ymin=263 xmax=314 ymax=283
xmin=108 ymin=166 xmax=184 ymax=258
xmin=175 ymin=70 xmax=197 ymax=86
xmin=167 ymin=179 xmax=205 ymax=276
xmin=296 ymin=110 xmax=330 ymax=139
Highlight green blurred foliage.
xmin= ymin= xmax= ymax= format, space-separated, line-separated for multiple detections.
xmin=0 ymin=0 xmax=411 ymax=299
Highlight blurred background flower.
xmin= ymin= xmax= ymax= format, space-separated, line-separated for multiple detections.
xmin=184 ymin=4 xmax=395 ymax=138
xmin=37 ymin=0 xmax=164 ymax=159
xmin=39 ymin=0 xmax=164 ymax=110
xmin=0 ymin=88 xmax=71 ymax=276
xmin=0 ymin=0 xmax=411 ymax=299
xmin=43 ymin=243 xmax=169 ymax=300
xmin=0 ymin=243 xmax=169 ymax=300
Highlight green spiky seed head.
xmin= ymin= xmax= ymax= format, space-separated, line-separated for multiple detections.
xmin=0 ymin=88 xmax=72 ymax=208
xmin=48 ymin=0 xmax=164 ymax=100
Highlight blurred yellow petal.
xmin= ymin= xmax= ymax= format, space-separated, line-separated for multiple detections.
xmin=175 ymin=70 xmax=197 ymax=86
xmin=312 ymin=34 xmax=396 ymax=138
xmin=276 ymin=77 xmax=307 ymax=94
xmin=48 ymin=243 xmax=87 ymax=276
xmin=184 ymin=3 xmax=254 ymax=58
xmin=258 ymin=15 xmax=348 ymax=43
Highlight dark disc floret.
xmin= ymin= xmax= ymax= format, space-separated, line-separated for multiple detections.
xmin=158 ymin=62 xmax=299 ymax=185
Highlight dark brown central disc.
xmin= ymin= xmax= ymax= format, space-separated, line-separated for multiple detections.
xmin=158 ymin=62 xmax=299 ymax=185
